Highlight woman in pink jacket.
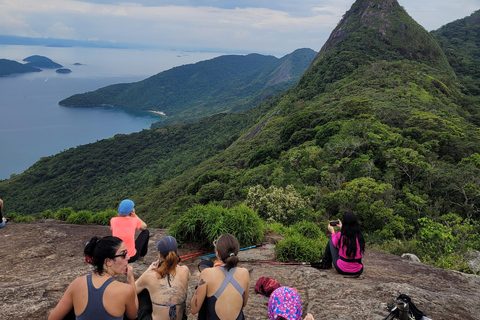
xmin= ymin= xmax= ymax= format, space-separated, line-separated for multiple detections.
xmin=319 ymin=211 xmax=365 ymax=276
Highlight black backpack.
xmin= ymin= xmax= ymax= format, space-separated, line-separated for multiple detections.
xmin=383 ymin=294 xmax=426 ymax=320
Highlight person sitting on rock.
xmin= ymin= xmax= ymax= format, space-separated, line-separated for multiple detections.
xmin=110 ymin=199 xmax=149 ymax=263
xmin=48 ymin=236 xmax=138 ymax=320
xmin=268 ymin=286 xmax=314 ymax=320
xmin=0 ymin=198 xmax=6 ymax=228
xmin=190 ymin=233 xmax=250 ymax=320
xmin=318 ymin=211 xmax=365 ymax=276
xmin=135 ymin=236 xmax=191 ymax=320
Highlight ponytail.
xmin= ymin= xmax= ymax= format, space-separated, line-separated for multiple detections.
xmin=215 ymin=233 xmax=240 ymax=271
xmin=156 ymin=251 xmax=179 ymax=279
xmin=84 ymin=236 xmax=123 ymax=275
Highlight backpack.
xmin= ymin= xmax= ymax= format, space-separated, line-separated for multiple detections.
xmin=383 ymin=294 xmax=426 ymax=320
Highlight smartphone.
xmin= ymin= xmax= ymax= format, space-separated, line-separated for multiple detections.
xmin=329 ymin=221 xmax=338 ymax=226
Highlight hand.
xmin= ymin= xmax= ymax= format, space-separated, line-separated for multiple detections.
xmin=328 ymin=224 xmax=335 ymax=234
xmin=337 ymin=219 xmax=342 ymax=229
xmin=126 ymin=265 xmax=135 ymax=285
xmin=304 ymin=313 xmax=315 ymax=320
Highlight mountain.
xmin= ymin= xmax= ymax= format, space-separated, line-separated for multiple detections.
xmin=1 ymin=0 xmax=480 ymax=272
xmin=431 ymin=10 xmax=480 ymax=97
xmin=23 ymin=55 xmax=63 ymax=68
xmin=0 ymin=58 xmax=41 ymax=76
xmin=59 ymin=48 xmax=317 ymax=127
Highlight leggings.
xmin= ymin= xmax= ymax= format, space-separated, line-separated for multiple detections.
xmin=129 ymin=229 xmax=150 ymax=263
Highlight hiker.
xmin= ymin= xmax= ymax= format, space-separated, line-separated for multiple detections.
xmin=0 ymin=198 xmax=6 ymax=228
xmin=318 ymin=211 xmax=365 ymax=276
xmin=47 ymin=236 xmax=138 ymax=320
xmin=135 ymin=236 xmax=191 ymax=320
xmin=110 ymin=199 xmax=149 ymax=263
xmin=190 ymin=233 xmax=250 ymax=320
xmin=268 ymin=286 xmax=315 ymax=320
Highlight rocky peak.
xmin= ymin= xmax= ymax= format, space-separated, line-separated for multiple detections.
xmin=310 ymin=0 xmax=452 ymax=74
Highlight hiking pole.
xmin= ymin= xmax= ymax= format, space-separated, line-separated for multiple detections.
xmin=255 ymin=260 xmax=326 ymax=268
xmin=200 ymin=243 xmax=266 ymax=259
xmin=180 ymin=251 xmax=207 ymax=261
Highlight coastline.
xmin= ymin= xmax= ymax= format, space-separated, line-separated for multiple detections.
xmin=148 ymin=110 xmax=166 ymax=116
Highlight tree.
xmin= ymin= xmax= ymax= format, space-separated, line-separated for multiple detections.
xmin=384 ymin=147 xmax=429 ymax=184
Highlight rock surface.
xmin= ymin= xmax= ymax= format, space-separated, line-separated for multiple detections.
xmin=1 ymin=220 xmax=479 ymax=319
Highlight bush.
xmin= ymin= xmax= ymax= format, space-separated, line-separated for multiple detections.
xmin=54 ymin=207 xmax=75 ymax=221
xmin=275 ymin=234 xmax=323 ymax=262
xmin=169 ymin=204 xmax=264 ymax=248
xmin=91 ymin=209 xmax=118 ymax=225
xmin=290 ymin=220 xmax=323 ymax=239
xmin=66 ymin=210 xmax=92 ymax=225
xmin=245 ymin=184 xmax=309 ymax=225
xmin=5 ymin=212 xmax=35 ymax=223
xmin=40 ymin=209 xmax=54 ymax=219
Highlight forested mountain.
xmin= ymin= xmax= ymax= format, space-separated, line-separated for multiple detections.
xmin=59 ymin=48 xmax=317 ymax=127
xmin=0 ymin=58 xmax=41 ymax=76
xmin=1 ymin=0 xmax=480 ymax=270
xmin=432 ymin=10 xmax=480 ymax=98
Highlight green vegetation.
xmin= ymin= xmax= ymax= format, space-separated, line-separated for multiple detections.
xmin=168 ymin=204 xmax=264 ymax=248
xmin=1 ymin=0 xmax=480 ymax=271
xmin=59 ymin=49 xmax=317 ymax=127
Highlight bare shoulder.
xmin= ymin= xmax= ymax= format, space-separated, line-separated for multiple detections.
xmin=70 ymin=275 xmax=87 ymax=288
xmin=236 ymin=267 xmax=250 ymax=276
xmin=177 ymin=265 xmax=190 ymax=275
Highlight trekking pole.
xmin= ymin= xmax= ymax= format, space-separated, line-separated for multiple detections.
xmin=180 ymin=251 xmax=207 ymax=261
xmin=255 ymin=261 xmax=326 ymax=268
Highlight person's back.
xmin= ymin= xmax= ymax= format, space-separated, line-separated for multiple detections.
xmin=190 ymin=233 xmax=250 ymax=320
xmin=203 ymin=265 xmax=249 ymax=320
xmin=137 ymin=264 xmax=189 ymax=320
xmin=70 ymin=274 xmax=134 ymax=319
xmin=48 ymin=236 xmax=138 ymax=320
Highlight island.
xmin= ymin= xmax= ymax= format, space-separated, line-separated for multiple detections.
xmin=56 ymin=68 xmax=72 ymax=74
xmin=23 ymin=55 xmax=62 ymax=68
xmin=0 ymin=58 xmax=42 ymax=76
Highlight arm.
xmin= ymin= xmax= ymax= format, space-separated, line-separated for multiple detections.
xmin=130 ymin=210 xmax=147 ymax=230
xmin=124 ymin=283 xmax=139 ymax=320
xmin=123 ymin=265 xmax=139 ymax=319
xmin=134 ymin=266 xmax=151 ymax=294
xmin=190 ymin=274 xmax=208 ymax=314
xmin=47 ymin=279 xmax=76 ymax=320
xmin=242 ymin=268 xmax=250 ymax=307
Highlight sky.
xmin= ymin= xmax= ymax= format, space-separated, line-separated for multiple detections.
xmin=0 ymin=0 xmax=478 ymax=56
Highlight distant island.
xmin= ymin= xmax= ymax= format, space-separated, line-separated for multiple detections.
xmin=55 ymin=68 xmax=72 ymax=74
xmin=0 ymin=55 xmax=66 ymax=76
xmin=23 ymin=55 xmax=62 ymax=68
xmin=0 ymin=58 xmax=41 ymax=76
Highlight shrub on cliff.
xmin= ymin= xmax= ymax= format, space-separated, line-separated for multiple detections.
xmin=168 ymin=203 xmax=264 ymax=247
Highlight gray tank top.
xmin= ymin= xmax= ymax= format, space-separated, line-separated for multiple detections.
xmin=76 ymin=274 xmax=123 ymax=320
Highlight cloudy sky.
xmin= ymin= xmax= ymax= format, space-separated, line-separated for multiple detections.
xmin=0 ymin=0 xmax=478 ymax=56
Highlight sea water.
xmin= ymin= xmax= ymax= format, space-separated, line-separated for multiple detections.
xmin=0 ymin=45 xmax=226 ymax=180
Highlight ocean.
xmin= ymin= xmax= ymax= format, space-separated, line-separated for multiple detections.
xmin=0 ymin=45 xmax=226 ymax=180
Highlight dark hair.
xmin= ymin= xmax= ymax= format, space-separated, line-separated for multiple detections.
xmin=340 ymin=211 xmax=365 ymax=259
xmin=84 ymin=236 xmax=123 ymax=274
xmin=215 ymin=233 xmax=239 ymax=271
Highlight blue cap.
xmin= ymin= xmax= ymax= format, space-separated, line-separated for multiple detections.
xmin=118 ymin=199 xmax=134 ymax=216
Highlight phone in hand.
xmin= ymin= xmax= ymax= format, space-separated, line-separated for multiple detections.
xmin=329 ymin=221 xmax=338 ymax=226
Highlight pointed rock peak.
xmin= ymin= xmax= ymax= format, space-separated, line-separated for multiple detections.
xmin=310 ymin=0 xmax=451 ymax=73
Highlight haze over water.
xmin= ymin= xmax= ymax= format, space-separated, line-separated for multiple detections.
xmin=0 ymin=45 xmax=225 ymax=180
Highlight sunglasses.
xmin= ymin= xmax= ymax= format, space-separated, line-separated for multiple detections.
xmin=111 ymin=249 xmax=128 ymax=259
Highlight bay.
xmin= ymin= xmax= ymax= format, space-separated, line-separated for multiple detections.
xmin=0 ymin=45 xmax=226 ymax=180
